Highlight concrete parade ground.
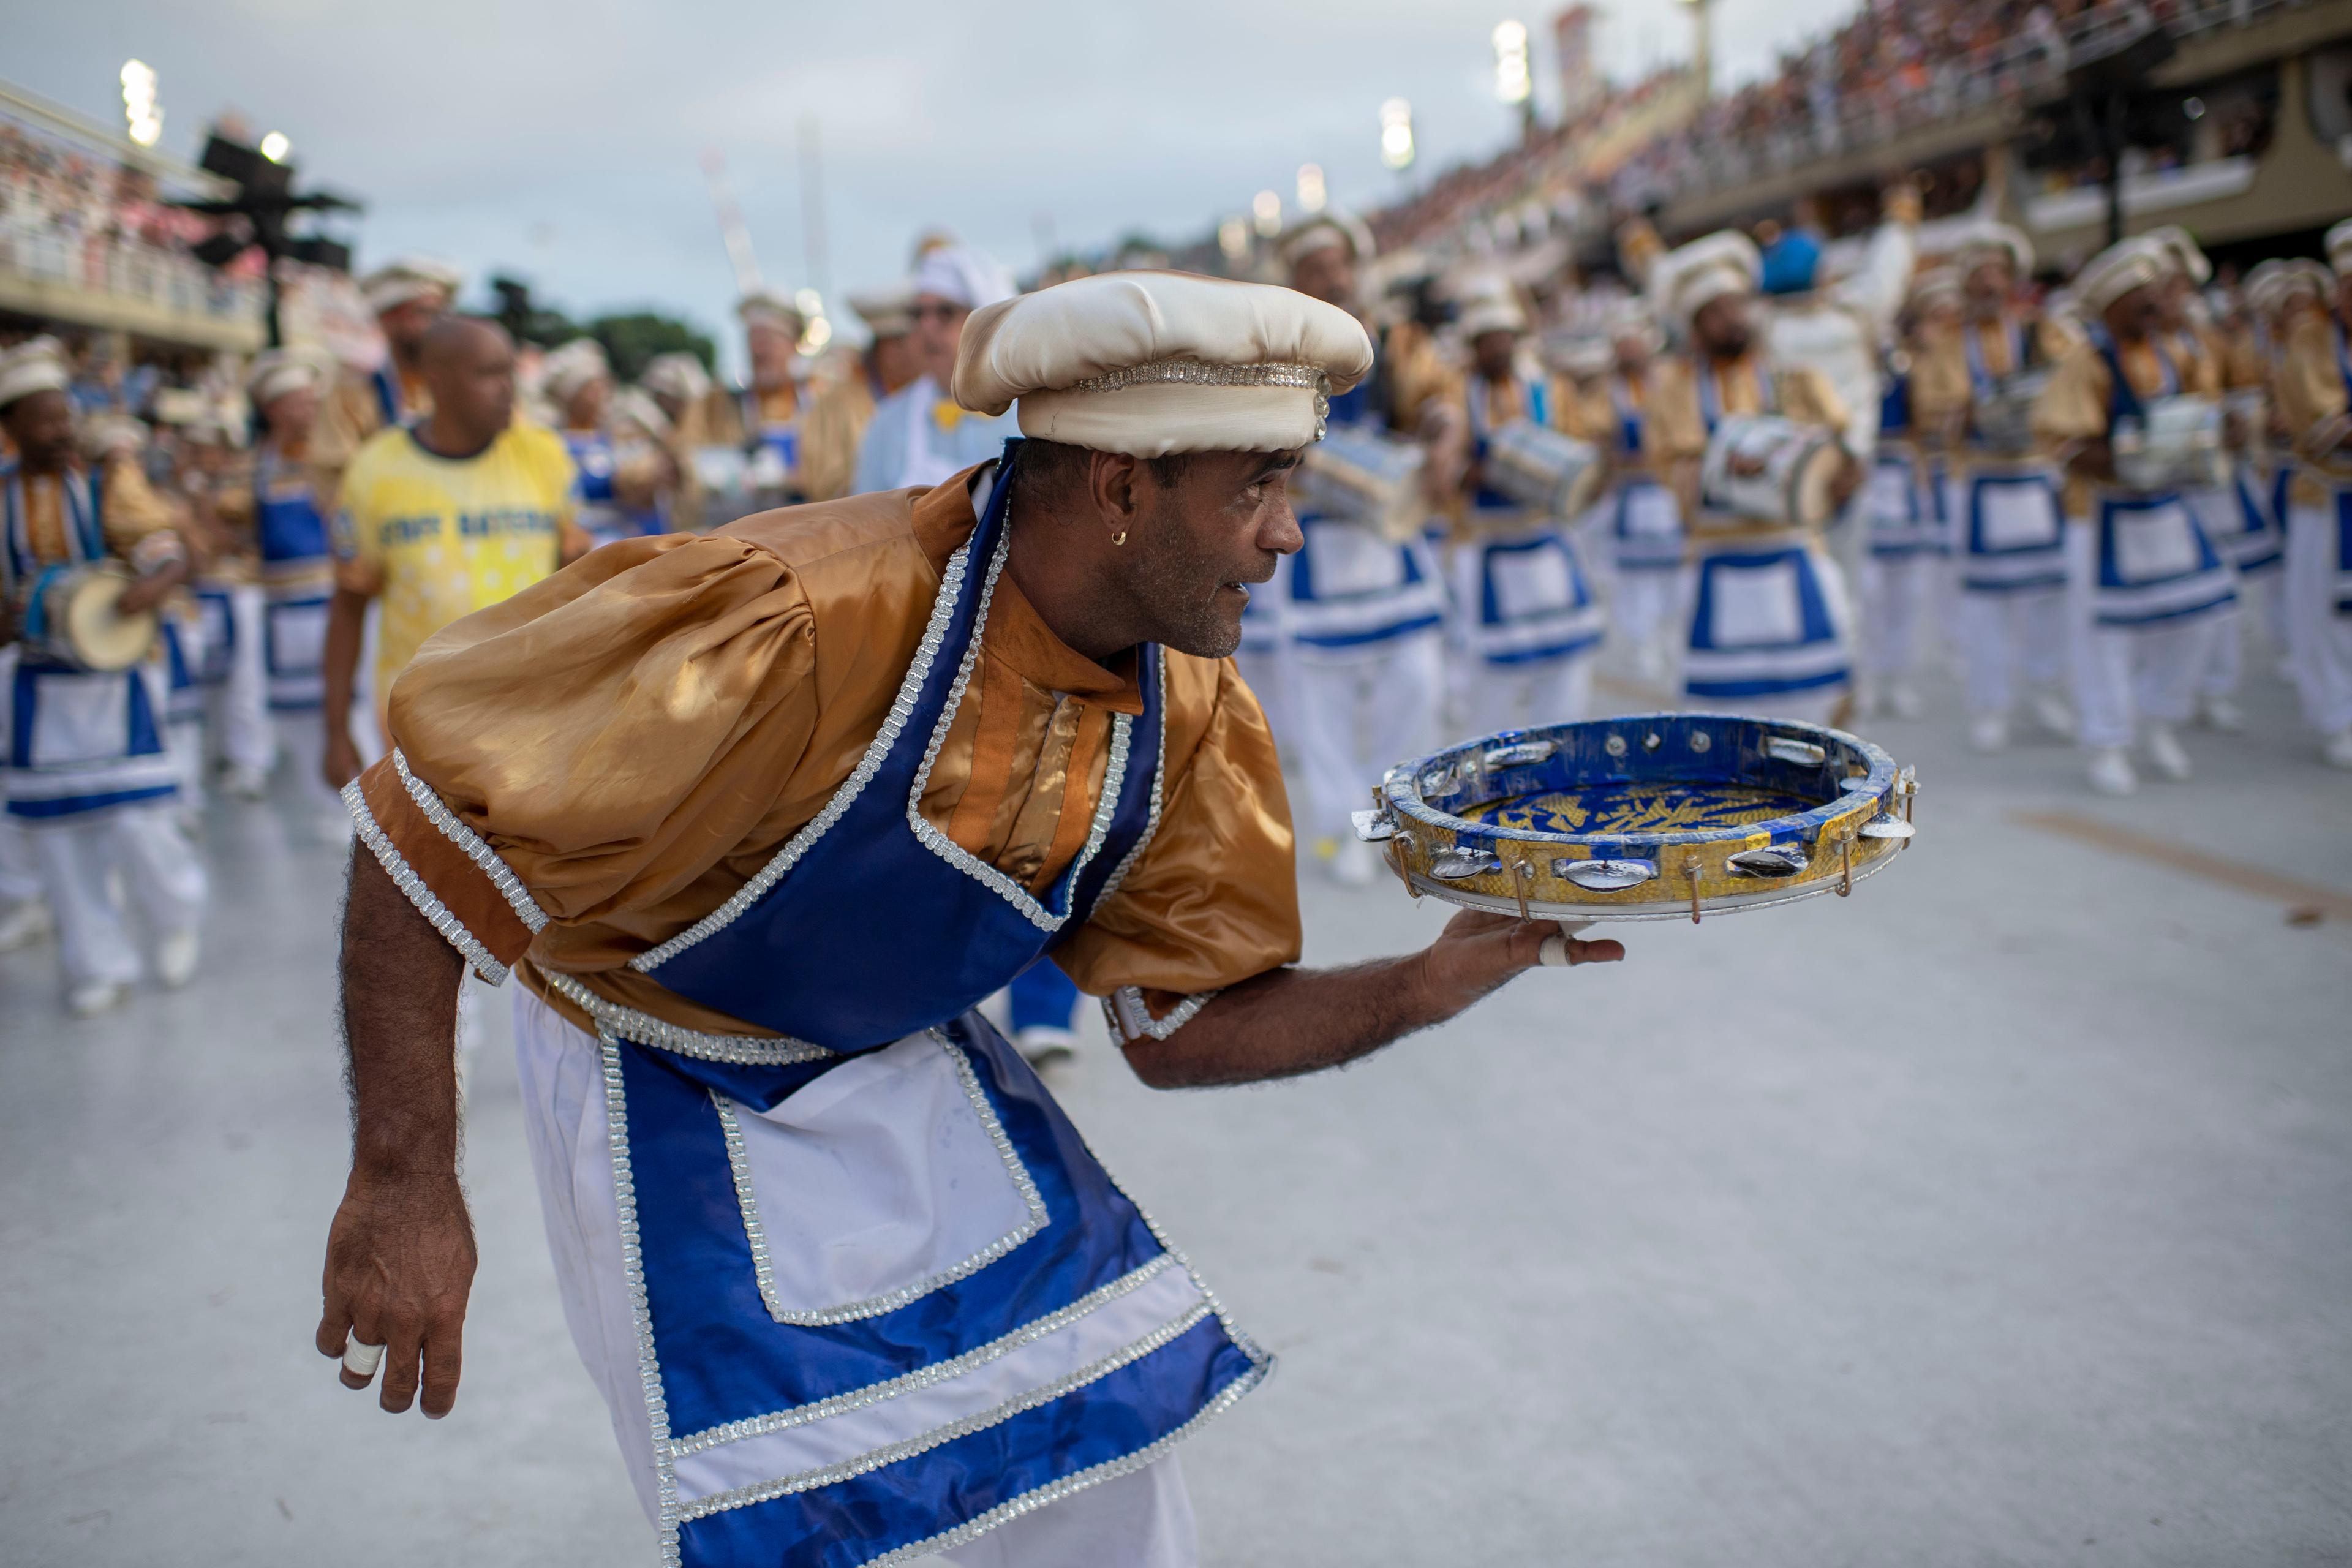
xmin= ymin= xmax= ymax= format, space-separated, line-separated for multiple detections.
xmin=2 ymin=658 xmax=2348 ymax=1567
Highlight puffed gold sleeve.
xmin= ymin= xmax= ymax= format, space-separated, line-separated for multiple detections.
xmin=1054 ymin=652 xmax=1302 ymax=1038
xmin=345 ymin=530 xmax=820 ymax=981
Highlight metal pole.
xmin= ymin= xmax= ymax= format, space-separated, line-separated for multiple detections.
xmin=2103 ymin=91 xmax=2126 ymax=247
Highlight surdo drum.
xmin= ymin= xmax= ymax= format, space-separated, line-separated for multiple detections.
xmin=2113 ymin=396 xmax=2230 ymax=492
xmin=1698 ymin=415 xmax=1844 ymax=527
xmin=1354 ymin=714 xmax=1917 ymax=924
xmin=15 ymin=560 xmax=158 ymax=672
xmin=1480 ymin=419 xmax=1604 ymax=522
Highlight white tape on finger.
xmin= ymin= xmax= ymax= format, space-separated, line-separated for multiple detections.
xmin=342 ymin=1337 xmax=386 ymax=1378
xmin=1537 ymin=934 xmax=1570 ymax=967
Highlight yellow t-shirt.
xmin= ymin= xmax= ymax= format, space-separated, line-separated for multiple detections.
xmin=333 ymin=421 xmax=577 ymax=696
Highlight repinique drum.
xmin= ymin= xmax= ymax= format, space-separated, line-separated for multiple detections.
xmin=1295 ymin=425 xmax=1429 ymax=542
xmin=1970 ymin=369 xmax=2053 ymax=456
xmin=1353 ymin=713 xmax=1916 ymax=922
xmin=16 ymin=561 xmax=157 ymax=672
xmin=1482 ymin=419 xmax=1604 ymax=521
xmin=2114 ymin=396 xmax=2228 ymax=492
xmin=1698 ymin=415 xmax=1842 ymax=527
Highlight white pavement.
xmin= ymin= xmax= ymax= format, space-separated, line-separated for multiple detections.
xmin=2 ymin=660 xmax=2349 ymax=1567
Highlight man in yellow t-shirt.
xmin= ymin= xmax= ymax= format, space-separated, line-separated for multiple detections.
xmin=322 ymin=317 xmax=585 ymax=790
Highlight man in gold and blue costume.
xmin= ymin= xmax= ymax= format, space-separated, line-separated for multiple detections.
xmin=313 ymin=272 xmax=1621 ymax=1568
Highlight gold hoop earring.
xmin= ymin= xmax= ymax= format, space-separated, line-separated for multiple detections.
xmin=1111 ymin=530 xmax=1128 ymax=547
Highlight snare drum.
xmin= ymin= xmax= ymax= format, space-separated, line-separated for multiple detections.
xmin=1295 ymin=426 xmax=1428 ymax=542
xmin=1969 ymin=369 xmax=2052 ymax=456
xmin=1481 ymin=420 xmax=1603 ymax=521
xmin=16 ymin=561 xmax=157 ymax=673
xmin=1357 ymin=713 xmax=1915 ymax=922
xmin=2114 ymin=396 xmax=2229 ymax=493
xmin=1698 ymin=415 xmax=1842 ymax=527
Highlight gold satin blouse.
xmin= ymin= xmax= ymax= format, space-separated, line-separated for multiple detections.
xmin=349 ymin=465 xmax=1302 ymax=1039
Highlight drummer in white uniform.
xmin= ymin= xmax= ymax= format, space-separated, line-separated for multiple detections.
xmin=2033 ymin=236 xmax=2238 ymax=795
xmin=1643 ymin=232 xmax=1862 ymax=723
xmin=1853 ymin=268 xmax=1961 ymax=721
xmin=1448 ymin=291 xmax=1604 ymax=733
xmin=1560 ymin=299 xmax=1683 ymax=683
xmin=0 ymin=337 xmax=208 ymax=1016
xmin=2272 ymin=217 xmax=2352 ymax=771
xmin=850 ymin=244 xmax=1020 ymax=494
xmin=545 ymin=338 xmax=670 ymax=548
xmin=1278 ymin=211 xmax=1452 ymax=885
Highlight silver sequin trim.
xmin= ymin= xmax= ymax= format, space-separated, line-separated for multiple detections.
xmin=594 ymin=1033 xmax=685 ymax=1567
xmin=1063 ymin=358 xmax=1328 ymax=397
xmin=667 ymin=1256 xmax=1177 ymax=1457
xmin=1102 ymin=985 xmax=1220 ymax=1044
xmin=1088 ymin=649 xmax=1169 ymax=911
xmin=342 ymin=779 xmax=510 ymax=986
xmin=676 ymin=1302 xmax=1217 ymax=1523
xmin=628 ymin=536 xmax=976 ymax=973
xmin=711 ymin=1031 xmax=1048 ymax=1327
xmin=903 ymin=503 xmax=1139 ymax=932
xmin=543 ymin=971 xmax=833 ymax=1066
xmin=390 ymin=748 xmax=548 ymax=933
xmin=859 ymin=1351 xmax=1272 ymax=1568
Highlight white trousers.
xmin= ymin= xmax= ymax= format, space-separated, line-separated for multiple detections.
xmin=205 ymin=584 xmax=274 ymax=775
xmin=2199 ymin=569 xmax=2286 ymax=701
xmin=0 ymin=816 xmax=40 ymax=903
xmin=2284 ymin=504 xmax=2352 ymax=736
xmin=1458 ymin=654 xmax=1594 ymax=738
xmin=24 ymin=803 xmax=207 ymax=986
xmin=1860 ymin=554 xmax=1937 ymax=682
xmin=1956 ymin=586 xmax=2070 ymax=720
xmin=1290 ymin=632 xmax=1444 ymax=846
xmin=1609 ymin=568 xmax=1681 ymax=673
xmin=511 ymin=991 xmax=1197 ymax=1567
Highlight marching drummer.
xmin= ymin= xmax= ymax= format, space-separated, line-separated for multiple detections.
xmin=1278 ymin=209 xmax=1453 ymax=886
xmin=0 ymin=337 xmax=209 ymax=1017
xmin=795 ymin=282 xmax=919 ymax=503
xmin=314 ymin=271 xmax=1622 ymax=1568
xmin=1640 ymin=231 xmax=1862 ymax=725
xmin=1447 ymin=288 xmax=1605 ymax=734
xmin=2271 ymin=217 xmax=2352 ymax=772
xmin=544 ymin=337 xmax=671 ymax=548
xmin=2032 ymin=236 xmax=2238 ymax=796
xmin=1852 ymin=268 xmax=1960 ymax=723
xmin=852 ymin=243 xmax=1022 ymax=493
xmin=1561 ymin=296 xmax=1684 ymax=684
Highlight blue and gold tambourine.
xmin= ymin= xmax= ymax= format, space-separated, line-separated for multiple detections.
xmin=1354 ymin=714 xmax=1917 ymax=923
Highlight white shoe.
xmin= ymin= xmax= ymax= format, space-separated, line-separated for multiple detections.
xmin=1014 ymin=1025 xmax=1080 ymax=1069
xmin=1969 ymin=714 xmax=2009 ymax=753
xmin=2196 ymin=694 xmax=2244 ymax=733
xmin=221 ymin=763 xmax=271 ymax=799
xmin=2086 ymin=746 xmax=2139 ymax=796
xmin=2030 ymin=692 xmax=2078 ymax=741
xmin=1888 ymin=684 xmax=1924 ymax=720
xmin=2143 ymin=724 xmax=2192 ymax=782
xmin=2323 ymin=728 xmax=2352 ymax=772
xmin=66 ymin=978 xmax=128 ymax=1018
xmin=1327 ymin=837 xmax=1379 ymax=887
xmin=155 ymin=927 xmax=200 ymax=988
xmin=0 ymin=897 xmax=53 ymax=952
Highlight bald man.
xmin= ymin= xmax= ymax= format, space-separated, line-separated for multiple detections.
xmin=321 ymin=318 xmax=587 ymax=791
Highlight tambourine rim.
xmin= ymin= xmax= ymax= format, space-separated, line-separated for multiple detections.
xmin=1384 ymin=712 xmax=1900 ymax=853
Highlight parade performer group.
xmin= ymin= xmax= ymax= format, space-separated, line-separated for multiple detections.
xmin=314 ymin=270 xmax=1624 ymax=1567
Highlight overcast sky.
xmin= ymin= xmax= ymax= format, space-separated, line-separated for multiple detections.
xmin=17 ymin=0 xmax=1853 ymax=374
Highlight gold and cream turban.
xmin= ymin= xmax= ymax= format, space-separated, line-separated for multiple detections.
xmin=2244 ymin=258 xmax=2332 ymax=318
xmin=2075 ymin=237 xmax=2169 ymax=315
xmin=359 ymin=257 xmax=462 ymax=315
xmin=2327 ymin=217 xmax=2352 ymax=281
xmin=1649 ymin=231 xmax=1761 ymax=333
xmin=1907 ymin=265 xmax=1965 ymax=314
xmin=245 ymin=347 xmax=326 ymax=407
xmin=846 ymin=282 xmax=918 ymax=339
xmin=540 ymin=337 xmax=611 ymax=408
xmin=737 ymin=289 xmax=805 ymax=335
xmin=913 ymin=247 xmax=1015 ymax=312
xmin=1953 ymin=221 xmax=2034 ymax=278
xmin=2143 ymin=224 xmax=2211 ymax=286
xmin=952 ymin=271 xmax=1373 ymax=457
xmin=0 ymin=336 xmax=71 ymax=410
xmin=1279 ymin=211 xmax=1377 ymax=270
xmin=1457 ymin=291 xmax=1528 ymax=341
xmin=639 ymin=350 xmax=711 ymax=405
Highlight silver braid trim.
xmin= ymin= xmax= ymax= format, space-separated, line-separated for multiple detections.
xmin=541 ymin=970 xmax=833 ymax=1066
xmin=1102 ymin=985 xmax=1220 ymax=1044
xmin=390 ymin=748 xmax=547 ymax=933
xmin=342 ymin=779 xmax=508 ymax=986
xmin=1063 ymin=358 xmax=1328 ymax=396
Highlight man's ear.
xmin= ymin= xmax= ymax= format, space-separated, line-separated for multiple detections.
xmin=1085 ymin=451 xmax=1144 ymax=541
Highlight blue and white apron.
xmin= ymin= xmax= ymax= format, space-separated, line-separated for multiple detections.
xmin=192 ymin=582 xmax=238 ymax=685
xmin=557 ymin=443 xmax=1266 ymax=1566
xmin=2184 ymin=465 xmax=2282 ymax=577
xmin=1458 ymin=375 xmax=1602 ymax=666
xmin=255 ymin=446 xmax=334 ymax=712
xmin=1682 ymin=360 xmax=1849 ymax=701
xmin=2086 ymin=328 xmax=2236 ymax=630
xmin=745 ymin=388 xmax=804 ymax=497
xmin=1605 ymin=377 xmax=1684 ymax=572
xmin=1 ymin=465 xmax=179 ymax=821
xmin=1865 ymin=378 xmax=1935 ymax=559
xmin=565 ymin=428 xmax=644 ymax=550
xmin=1284 ymin=379 xmax=1447 ymax=652
xmin=2300 ymin=326 xmax=2352 ymax=617
xmin=1950 ymin=323 xmax=2065 ymax=593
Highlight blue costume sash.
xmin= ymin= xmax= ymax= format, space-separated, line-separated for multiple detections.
xmin=254 ymin=447 xmax=334 ymax=710
xmin=558 ymin=443 xmax=1265 ymax=1563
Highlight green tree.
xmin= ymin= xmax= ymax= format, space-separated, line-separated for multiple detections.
xmin=588 ymin=312 xmax=717 ymax=385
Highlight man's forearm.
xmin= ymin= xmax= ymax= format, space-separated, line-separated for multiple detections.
xmin=322 ymin=587 xmax=369 ymax=759
xmin=341 ymin=847 xmax=466 ymax=1175
xmin=1121 ymin=955 xmax=1462 ymax=1089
